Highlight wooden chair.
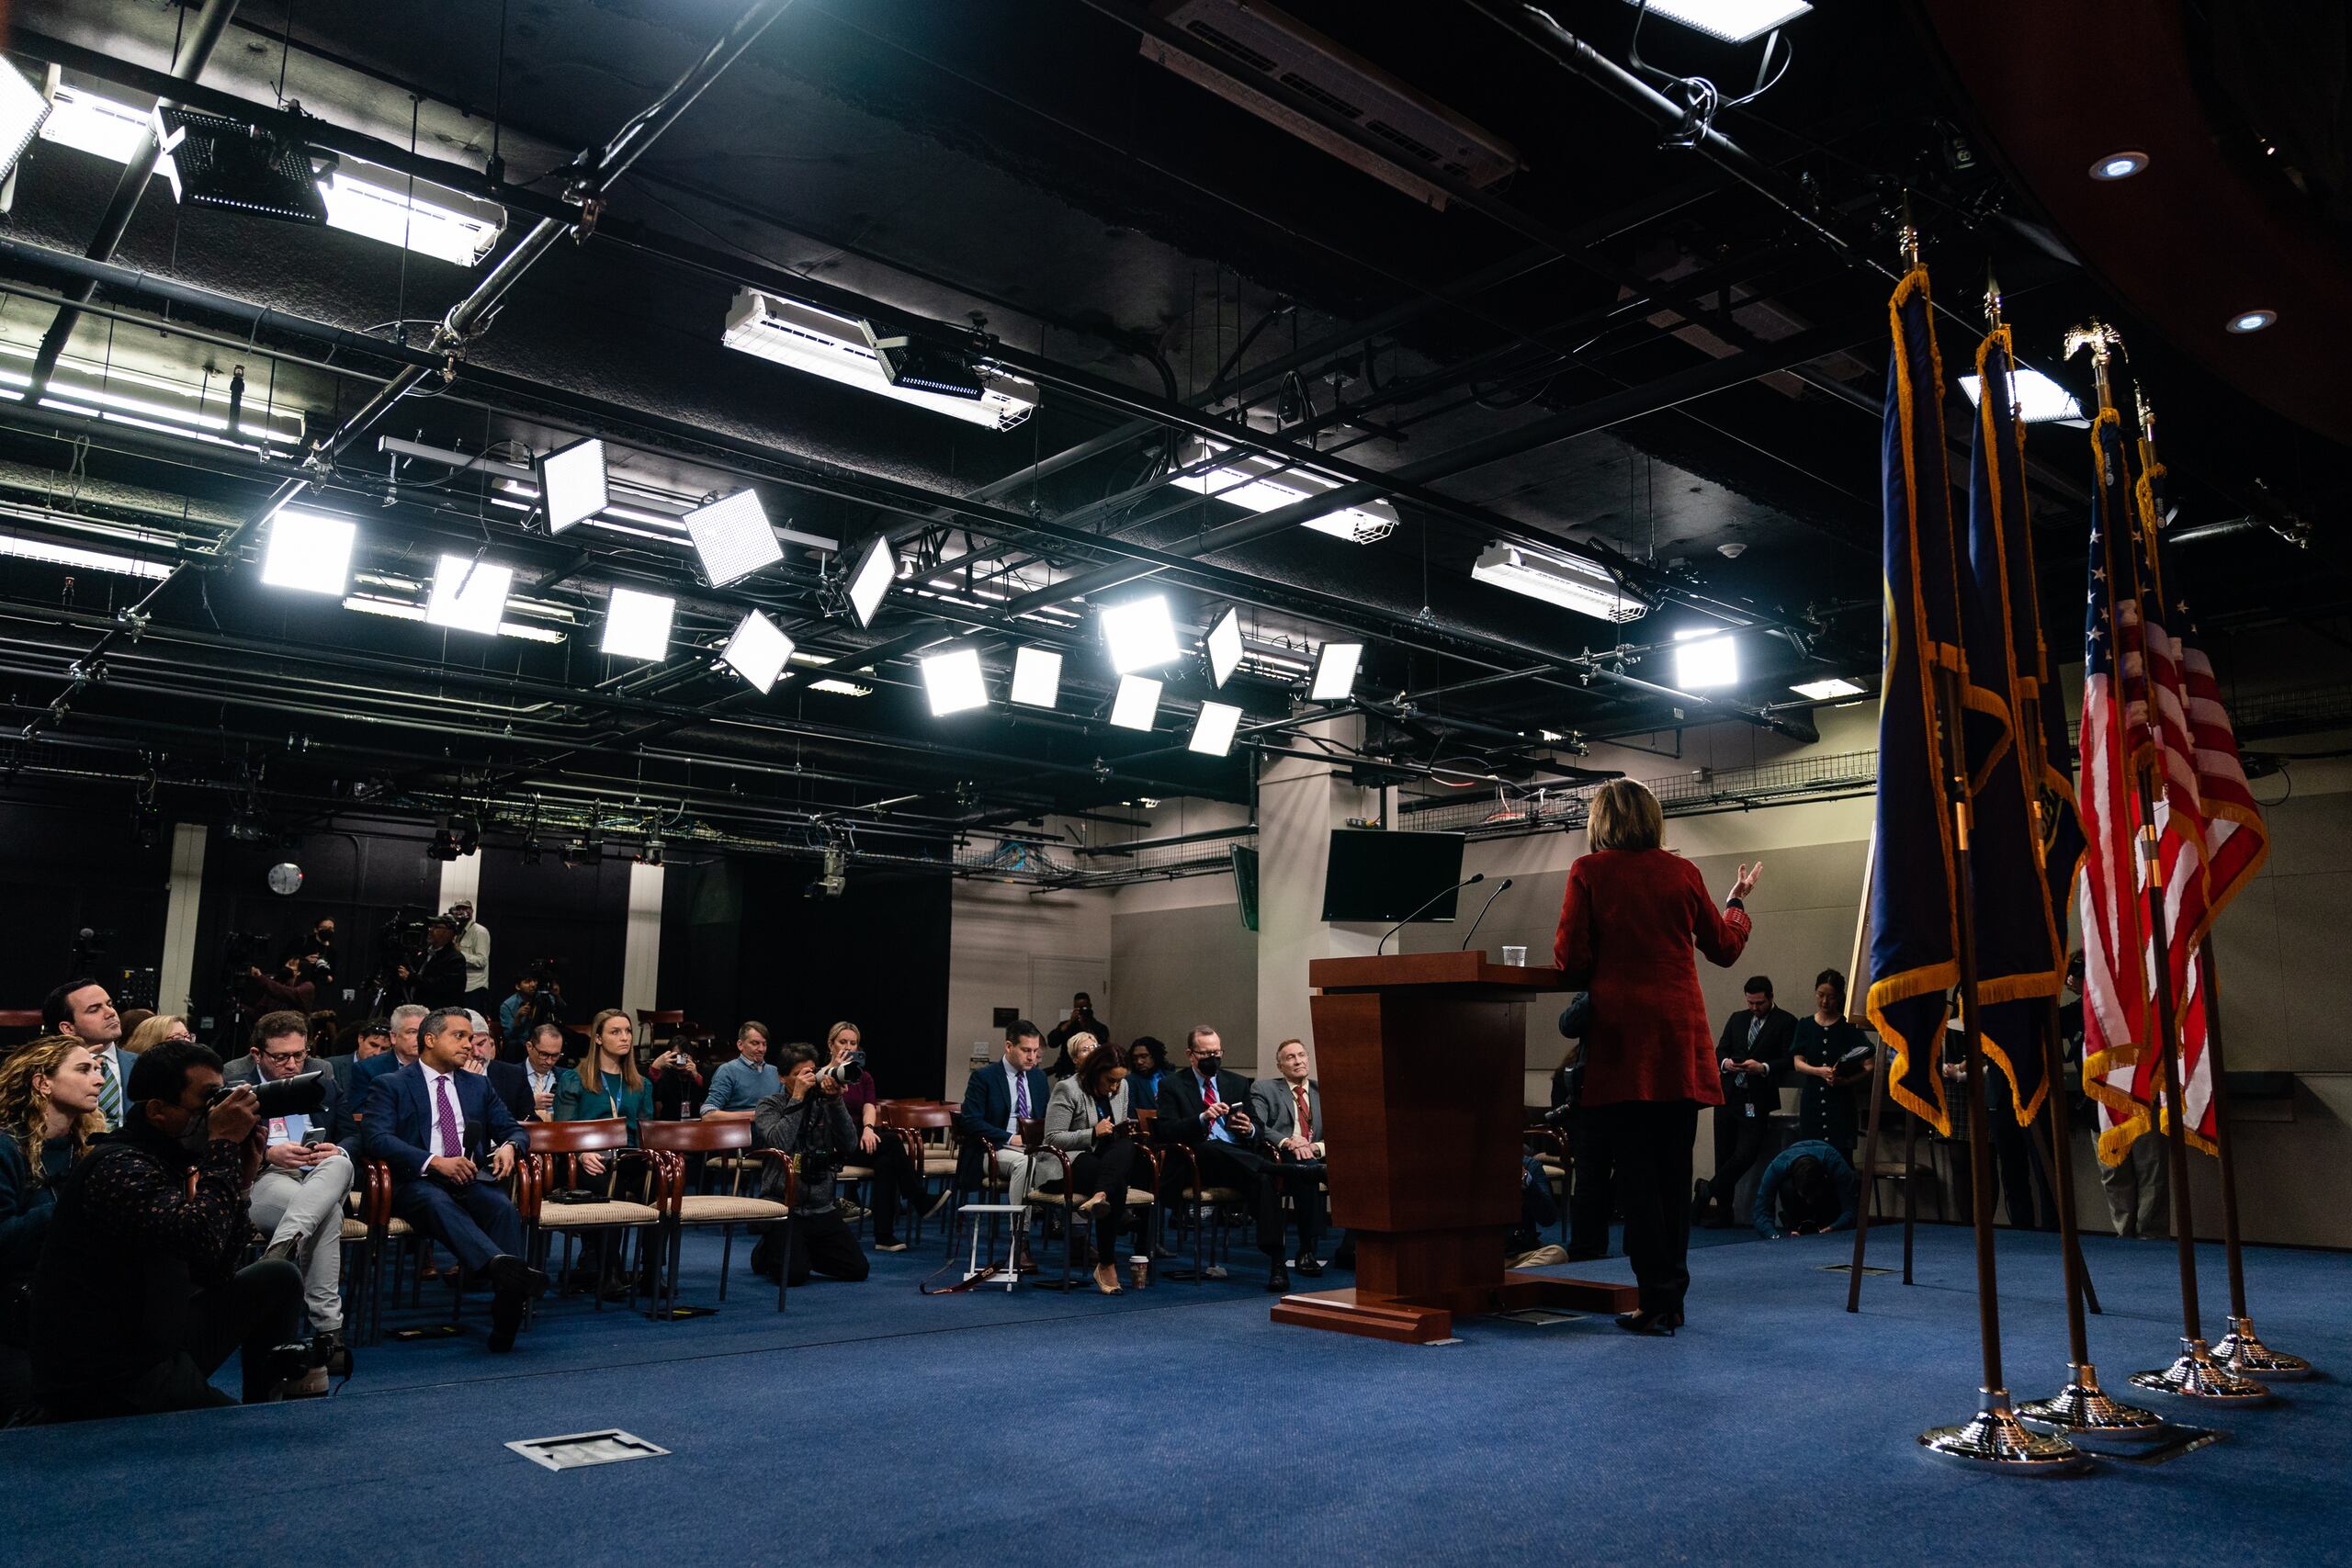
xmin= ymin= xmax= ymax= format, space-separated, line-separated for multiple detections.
xmin=641 ymin=1118 xmax=793 ymax=1313
xmin=520 ymin=1119 xmax=672 ymax=1311
xmin=636 ymin=1010 xmax=687 ymax=1055
xmin=1158 ymin=1142 xmax=1244 ymax=1282
xmin=1024 ymin=1139 xmax=1164 ymax=1290
xmin=881 ymin=1102 xmax=958 ymax=1245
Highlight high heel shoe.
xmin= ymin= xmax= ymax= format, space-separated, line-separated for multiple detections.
xmin=1091 ymin=1265 xmax=1124 ymax=1296
xmin=1613 ymin=1308 xmax=1679 ymax=1337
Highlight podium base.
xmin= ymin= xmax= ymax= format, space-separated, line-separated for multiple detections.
xmin=1919 ymin=1393 xmax=2086 ymax=1473
xmin=2129 ymin=1337 xmax=2271 ymax=1403
xmin=2213 ymin=1316 xmax=2312 ymax=1381
xmin=2015 ymin=1363 xmax=2167 ymax=1439
xmin=1271 ymin=1270 xmax=1637 ymax=1344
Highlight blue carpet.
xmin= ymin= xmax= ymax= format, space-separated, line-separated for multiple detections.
xmin=5 ymin=1223 xmax=2347 ymax=1567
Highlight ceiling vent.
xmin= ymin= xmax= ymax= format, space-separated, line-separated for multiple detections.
xmin=1140 ymin=0 xmax=1520 ymax=210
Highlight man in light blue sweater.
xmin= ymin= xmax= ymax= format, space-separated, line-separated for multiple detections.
xmin=700 ymin=1022 xmax=779 ymax=1121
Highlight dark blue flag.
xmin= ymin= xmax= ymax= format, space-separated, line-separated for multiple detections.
xmin=1867 ymin=269 xmax=1963 ymax=1136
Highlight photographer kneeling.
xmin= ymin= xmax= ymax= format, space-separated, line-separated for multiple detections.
xmin=31 ymin=1041 xmax=309 ymax=1419
xmin=749 ymin=1043 xmax=869 ymax=1287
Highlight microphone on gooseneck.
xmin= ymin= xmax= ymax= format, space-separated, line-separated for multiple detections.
xmin=1377 ymin=873 xmax=1484 ymax=956
xmin=1458 ymin=876 xmax=1515 ymax=951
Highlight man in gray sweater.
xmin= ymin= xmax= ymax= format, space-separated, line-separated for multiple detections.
xmin=748 ymin=1043 xmax=869 ymax=1286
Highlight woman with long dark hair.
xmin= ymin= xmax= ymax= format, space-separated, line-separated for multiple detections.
xmin=1042 ymin=1041 xmax=1150 ymax=1294
xmin=1 ymin=1037 xmax=105 ymax=1419
xmin=1553 ymin=779 xmax=1759 ymax=1336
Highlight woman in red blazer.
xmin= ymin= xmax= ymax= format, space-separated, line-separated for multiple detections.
xmin=1554 ymin=779 xmax=1758 ymax=1335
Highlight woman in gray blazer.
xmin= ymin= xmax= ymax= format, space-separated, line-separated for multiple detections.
xmin=1041 ymin=1044 xmax=1149 ymax=1293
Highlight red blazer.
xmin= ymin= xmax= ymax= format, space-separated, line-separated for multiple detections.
xmin=1553 ymin=849 xmax=1754 ymax=1108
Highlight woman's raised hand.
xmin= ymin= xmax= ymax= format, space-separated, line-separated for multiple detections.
xmin=1730 ymin=861 xmax=1762 ymax=901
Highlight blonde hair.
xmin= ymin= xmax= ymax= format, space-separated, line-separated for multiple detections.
xmin=0 ymin=1036 xmax=105 ymax=1189
xmin=1587 ymin=778 xmax=1664 ymax=852
xmin=124 ymin=1014 xmax=190 ymax=1055
xmin=1064 ymin=1032 xmax=1098 ymax=1062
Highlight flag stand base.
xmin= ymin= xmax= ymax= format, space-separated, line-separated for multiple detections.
xmin=2212 ymin=1316 xmax=2311 ymax=1381
xmin=2016 ymin=1362 xmax=2167 ymax=1439
xmin=2129 ymin=1337 xmax=2270 ymax=1403
xmin=1918 ymin=1390 xmax=2085 ymax=1472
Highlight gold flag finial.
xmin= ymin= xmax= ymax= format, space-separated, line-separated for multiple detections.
xmin=1984 ymin=262 xmax=2004 ymax=331
xmin=1897 ymin=191 xmax=1922 ymax=272
xmin=2064 ymin=320 xmax=2125 ymax=409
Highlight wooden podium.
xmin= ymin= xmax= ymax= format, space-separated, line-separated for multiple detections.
xmin=1271 ymin=952 xmax=1638 ymax=1343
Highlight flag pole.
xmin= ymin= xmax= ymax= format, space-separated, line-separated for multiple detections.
xmin=2075 ymin=345 xmax=2267 ymax=1405
xmin=1908 ymin=224 xmax=2077 ymax=1472
xmin=2199 ymin=943 xmax=2311 ymax=1377
xmin=1987 ymin=296 xmax=2158 ymax=1440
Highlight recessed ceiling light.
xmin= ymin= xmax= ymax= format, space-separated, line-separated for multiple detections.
xmin=2224 ymin=309 xmax=2277 ymax=334
xmin=2088 ymin=151 xmax=2149 ymax=182
xmin=1109 ymin=673 xmax=1162 ymax=730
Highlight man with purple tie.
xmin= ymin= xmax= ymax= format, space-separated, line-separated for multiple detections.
xmin=359 ymin=1008 xmax=544 ymax=1351
xmin=955 ymin=1021 xmax=1052 ymax=1272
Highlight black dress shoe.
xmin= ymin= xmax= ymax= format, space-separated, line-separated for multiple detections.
xmin=1613 ymin=1308 xmax=1679 ymax=1337
xmin=483 ymin=1254 xmax=548 ymax=1352
xmin=1690 ymin=1179 xmax=1713 ymax=1225
xmin=1295 ymin=1254 xmax=1326 ymax=1278
xmin=1265 ymin=1263 xmax=1293 ymax=1293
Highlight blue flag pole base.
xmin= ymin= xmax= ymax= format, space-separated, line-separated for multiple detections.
xmin=2016 ymin=1362 xmax=2168 ymax=1440
xmin=2213 ymin=1316 xmax=2312 ymax=1381
xmin=1918 ymin=1390 xmax=2086 ymax=1473
xmin=2131 ymin=1337 xmax=2273 ymax=1403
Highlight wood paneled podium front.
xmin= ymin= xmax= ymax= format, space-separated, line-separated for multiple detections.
xmin=1271 ymin=952 xmax=1639 ymax=1343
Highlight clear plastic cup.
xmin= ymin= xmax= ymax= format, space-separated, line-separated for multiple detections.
xmin=1502 ymin=945 xmax=1528 ymax=965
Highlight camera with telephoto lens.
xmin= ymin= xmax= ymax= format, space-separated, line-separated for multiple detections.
xmin=210 ymin=1070 xmax=329 ymax=1120
xmin=816 ymin=1050 xmax=865 ymax=1087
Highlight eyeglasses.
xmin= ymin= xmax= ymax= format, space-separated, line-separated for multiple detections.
xmin=261 ymin=1048 xmax=309 ymax=1065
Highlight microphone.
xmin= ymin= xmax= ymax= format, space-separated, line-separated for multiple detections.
xmin=1377 ymin=873 xmax=1483 ymax=955
xmin=1457 ymin=876 xmax=1515 ymax=950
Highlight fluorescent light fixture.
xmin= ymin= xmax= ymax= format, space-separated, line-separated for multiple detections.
xmin=683 ymin=489 xmax=784 ymax=587
xmin=1175 ymin=438 xmax=1398 ymax=544
xmin=845 ymin=535 xmax=897 ymax=627
xmin=342 ymin=593 xmax=561 ymax=643
xmin=1011 ymin=646 xmax=1063 ymax=708
xmin=2225 ymin=309 xmax=2277 ymax=334
xmin=0 ymin=355 xmax=304 ymax=450
xmin=1628 ymin=0 xmax=1812 ymax=44
xmin=1310 ymin=641 xmax=1363 ymax=701
xmin=1190 ymin=700 xmax=1244 ymax=756
xmin=922 ymin=648 xmax=989 ymax=716
xmin=1101 ymin=594 xmax=1180 ymax=674
xmin=808 ymin=677 xmax=873 ymax=697
xmin=316 ymin=166 xmax=505 ymax=265
xmin=722 ymin=610 xmax=794 ymax=694
xmin=1109 ymin=674 xmax=1162 ymax=730
xmin=424 ymin=554 xmax=514 ymax=636
xmin=1472 ymin=541 xmax=1645 ymax=622
xmin=602 ymin=588 xmax=675 ymax=661
xmin=259 ymin=507 xmax=355 ymax=595
xmin=2088 ymin=151 xmax=2148 ymax=182
xmin=1205 ymin=606 xmax=1244 ymax=687
xmin=534 ymin=437 xmax=607 ymax=534
xmin=1959 ymin=366 xmax=2085 ymax=425
xmin=1672 ymin=627 xmax=1739 ymax=689
xmin=722 ymin=288 xmax=1039 ymax=431
xmin=1791 ymin=677 xmax=1866 ymax=701
xmin=37 ymin=84 xmax=151 ymax=164
xmin=0 ymin=534 xmax=170 ymax=580
xmin=0 ymin=65 xmax=52 ymax=180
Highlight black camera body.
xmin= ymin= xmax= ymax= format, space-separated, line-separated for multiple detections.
xmin=213 ymin=1070 xmax=329 ymax=1120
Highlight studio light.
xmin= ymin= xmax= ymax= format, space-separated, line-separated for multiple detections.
xmin=921 ymin=647 xmax=989 ymax=716
xmin=1101 ymin=594 xmax=1180 ymax=674
xmin=1673 ymin=627 xmax=1740 ymax=689
xmin=1190 ymin=700 xmax=1244 ymax=757
xmin=0 ymin=64 xmax=52 ymax=181
xmin=561 ymin=838 xmax=597 ymax=869
xmin=845 ymin=534 xmax=897 ymax=627
xmin=1011 ymin=646 xmax=1063 ymax=708
xmin=1790 ymin=677 xmax=1865 ymax=700
xmin=2088 ymin=150 xmax=2149 ymax=182
xmin=1175 ymin=438 xmax=1399 ymax=544
xmin=721 ymin=609 xmax=794 ymax=694
xmin=683 ymin=489 xmax=784 ymax=587
xmin=153 ymin=107 xmax=328 ymax=225
xmin=1310 ymin=641 xmax=1363 ymax=702
xmin=1472 ymin=541 xmax=1646 ymax=622
xmin=2225 ymin=310 xmax=2278 ymax=334
xmin=602 ymin=588 xmax=675 ymax=661
xmin=1205 ymin=606 xmax=1244 ymax=687
xmin=259 ymin=507 xmax=356 ymax=595
xmin=1959 ymin=366 xmax=2086 ymax=425
xmin=1109 ymin=674 xmax=1162 ymax=730
xmin=534 ymin=437 xmax=607 ymax=534
xmin=722 ymin=288 xmax=1040 ymax=431
xmin=1627 ymin=0 xmax=1812 ymax=44
xmin=424 ymin=554 xmax=514 ymax=636
xmin=867 ymin=330 xmax=986 ymax=400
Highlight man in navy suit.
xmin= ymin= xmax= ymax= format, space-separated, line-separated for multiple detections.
xmin=956 ymin=1020 xmax=1052 ymax=1271
xmin=360 ymin=1007 xmax=544 ymax=1351
xmin=355 ymin=1004 xmax=426 ymax=1090
xmin=1159 ymin=1024 xmax=1297 ymax=1291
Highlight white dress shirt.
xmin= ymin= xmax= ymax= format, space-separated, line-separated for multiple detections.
xmin=420 ymin=1062 xmax=469 ymax=1157
xmin=90 ymin=1042 xmax=126 ymax=1131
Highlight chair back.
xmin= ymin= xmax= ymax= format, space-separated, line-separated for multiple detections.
xmin=526 ymin=1117 xmax=632 ymax=1154
xmin=882 ymin=1102 xmax=954 ymax=1132
xmin=641 ymin=1118 xmax=752 ymax=1154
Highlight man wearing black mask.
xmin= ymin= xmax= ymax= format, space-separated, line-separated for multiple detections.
xmin=1157 ymin=1025 xmax=1300 ymax=1292
xmin=30 ymin=1040 xmax=307 ymax=1418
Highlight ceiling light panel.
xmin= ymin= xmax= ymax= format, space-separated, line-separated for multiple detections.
xmin=1310 ymin=641 xmax=1362 ymax=701
xmin=424 ymin=554 xmax=514 ymax=635
xmin=1109 ymin=674 xmax=1162 ymax=730
xmin=1790 ymin=677 xmax=1865 ymax=700
xmin=536 ymin=437 xmax=608 ymax=533
xmin=1673 ymin=629 xmax=1739 ymax=689
xmin=1959 ymin=367 xmax=2085 ymax=425
xmin=1011 ymin=646 xmax=1063 ymax=708
xmin=684 ymin=489 xmax=784 ymax=586
xmin=1205 ymin=607 xmax=1244 ymax=687
xmin=1631 ymin=0 xmax=1813 ymax=45
xmin=1101 ymin=595 xmax=1181 ymax=673
xmin=0 ymin=64 xmax=51 ymax=181
xmin=259 ymin=507 xmax=356 ymax=595
xmin=602 ymin=588 xmax=675 ymax=661
xmin=922 ymin=648 xmax=989 ymax=716
xmin=1190 ymin=700 xmax=1244 ymax=756
xmin=1176 ymin=439 xmax=1398 ymax=544
xmin=722 ymin=610 xmax=794 ymax=694
xmin=1471 ymin=541 xmax=1646 ymax=622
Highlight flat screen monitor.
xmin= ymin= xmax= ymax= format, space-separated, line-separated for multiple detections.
xmin=1321 ymin=829 xmax=1466 ymax=923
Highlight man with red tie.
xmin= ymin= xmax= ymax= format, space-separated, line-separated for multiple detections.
xmin=1249 ymin=1038 xmax=1329 ymax=1278
xmin=359 ymin=1008 xmax=544 ymax=1351
xmin=1157 ymin=1026 xmax=1301 ymax=1292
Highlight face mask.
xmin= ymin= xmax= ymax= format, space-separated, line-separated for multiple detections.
xmin=1195 ymin=1055 xmax=1222 ymax=1077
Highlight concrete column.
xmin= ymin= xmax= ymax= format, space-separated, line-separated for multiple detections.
xmin=1253 ymin=716 xmax=1385 ymax=1066
xmin=622 ymin=861 xmax=665 ymax=1020
xmin=157 ymin=823 xmax=208 ymax=1015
